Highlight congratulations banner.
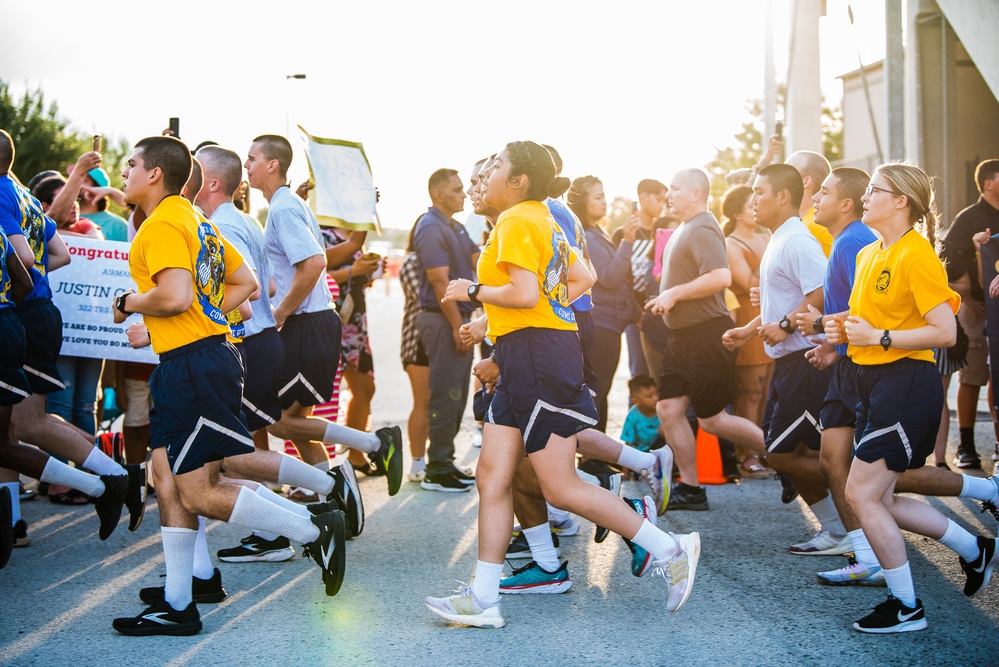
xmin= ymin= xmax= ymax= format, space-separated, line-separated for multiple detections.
xmin=50 ymin=236 xmax=158 ymax=364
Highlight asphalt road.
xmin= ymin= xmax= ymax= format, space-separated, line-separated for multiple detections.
xmin=2 ymin=281 xmax=997 ymax=666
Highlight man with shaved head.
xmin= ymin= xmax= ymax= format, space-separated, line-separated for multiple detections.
xmin=645 ymin=168 xmax=766 ymax=511
xmin=785 ymin=151 xmax=834 ymax=257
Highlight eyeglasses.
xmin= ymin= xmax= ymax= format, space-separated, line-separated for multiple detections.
xmin=865 ymin=185 xmax=901 ymax=198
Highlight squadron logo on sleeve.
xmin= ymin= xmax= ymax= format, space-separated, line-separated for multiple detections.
xmin=196 ymin=221 xmax=227 ymax=325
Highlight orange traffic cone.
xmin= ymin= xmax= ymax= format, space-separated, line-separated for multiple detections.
xmin=676 ymin=428 xmax=728 ymax=486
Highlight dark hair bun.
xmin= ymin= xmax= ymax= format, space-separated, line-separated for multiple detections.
xmin=548 ymin=176 xmax=571 ymax=199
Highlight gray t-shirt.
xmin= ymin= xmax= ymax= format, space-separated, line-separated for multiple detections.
xmin=263 ymin=186 xmax=333 ymax=315
xmin=211 ymin=202 xmax=277 ymax=336
xmin=659 ymin=211 xmax=730 ymax=330
xmin=759 ymin=216 xmax=827 ymax=358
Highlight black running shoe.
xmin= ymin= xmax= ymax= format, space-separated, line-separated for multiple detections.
xmin=0 ymin=487 xmax=12 ymax=569
xmin=775 ymin=472 xmax=798 ymax=504
xmin=139 ymin=568 xmax=228 ymax=605
xmin=954 ymin=446 xmax=982 ymax=470
xmin=667 ymin=483 xmax=709 ymax=511
xmin=370 ymin=426 xmax=403 ymax=496
xmin=12 ymin=519 xmax=29 ymax=548
xmin=852 ymin=595 xmax=927 ymax=633
xmin=217 ymin=533 xmax=295 ymax=563
xmin=505 ymin=531 xmax=559 ymax=559
xmin=328 ymin=460 xmax=364 ymax=538
xmin=302 ymin=510 xmax=347 ymax=596
xmin=960 ymin=536 xmax=998 ymax=596
xmin=113 ymin=598 xmax=202 ymax=636
xmin=95 ymin=474 xmax=128 ymax=540
xmin=307 ymin=501 xmax=338 ymax=516
xmin=125 ymin=463 xmax=146 ymax=532
xmin=420 ymin=470 xmax=473 ymax=493
xmin=453 ymin=468 xmax=476 ymax=486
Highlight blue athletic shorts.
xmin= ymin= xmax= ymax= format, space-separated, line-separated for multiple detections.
xmin=763 ymin=349 xmax=828 ymax=453
xmin=241 ymin=326 xmax=285 ymax=431
xmin=487 ymin=328 xmax=598 ymax=454
xmin=277 ymin=310 xmax=341 ymax=409
xmin=14 ymin=298 xmax=64 ymax=394
xmin=854 ymin=358 xmax=939 ymax=473
xmin=0 ymin=309 xmax=30 ymax=406
xmin=820 ymin=355 xmax=860 ymax=430
xmin=149 ymin=335 xmax=254 ymax=475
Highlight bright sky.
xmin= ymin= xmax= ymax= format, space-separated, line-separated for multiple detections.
xmin=3 ymin=0 xmax=885 ymax=231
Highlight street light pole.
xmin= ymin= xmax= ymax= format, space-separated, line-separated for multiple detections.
xmin=286 ymin=74 xmax=307 ymax=139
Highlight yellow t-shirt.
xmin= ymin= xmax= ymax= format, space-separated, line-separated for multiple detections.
xmin=802 ymin=207 xmax=833 ymax=258
xmin=130 ymin=196 xmax=244 ymax=354
xmin=847 ymin=229 xmax=960 ymax=365
xmin=479 ymin=200 xmax=577 ymax=340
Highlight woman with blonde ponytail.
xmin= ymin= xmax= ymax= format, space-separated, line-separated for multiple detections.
xmin=826 ymin=162 xmax=997 ymax=633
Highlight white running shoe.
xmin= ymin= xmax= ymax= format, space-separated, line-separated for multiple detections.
xmin=817 ymin=559 xmax=886 ymax=587
xmin=653 ymin=531 xmax=700 ymax=613
xmin=789 ymin=530 xmax=851 ymax=556
xmin=639 ymin=446 xmax=673 ymax=516
xmin=471 ymin=427 xmax=483 ymax=448
xmin=549 ymin=516 xmax=579 ymax=537
xmin=424 ymin=584 xmax=505 ymax=629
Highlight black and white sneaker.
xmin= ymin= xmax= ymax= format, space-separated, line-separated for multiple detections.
xmin=852 ymin=595 xmax=927 ymax=633
xmin=0 ymin=487 xmax=12 ymax=569
xmin=954 ymin=446 xmax=982 ymax=470
xmin=139 ymin=567 xmax=228 ymax=605
xmin=112 ymin=598 xmax=202 ymax=636
xmin=94 ymin=473 xmax=128 ymax=540
xmin=12 ymin=519 xmax=29 ymax=548
xmin=453 ymin=467 xmax=476 ymax=486
xmin=329 ymin=460 xmax=364 ymax=538
xmin=125 ymin=463 xmax=146 ymax=532
xmin=775 ymin=472 xmax=798 ymax=504
xmin=420 ymin=470 xmax=473 ymax=493
xmin=371 ymin=426 xmax=403 ymax=496
xmin=217 ymin=533 xmax=296 ymax=563
xmin=302 ymin=510 xmax=347 ymax=596
xmin=307 ymin=500 xmax=338 ymax=516
xmin=505 ymin=531 xmax=559 ymax=559
xmin=960 ymin=536 xmax=999 ymax=596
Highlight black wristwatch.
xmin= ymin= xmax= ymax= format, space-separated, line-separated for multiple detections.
xmin=778 ymin=315 xmax=794 ymax=334
xmin=115 ymin=291 xmax=132 ymax=315
xmin=881 ymin=330 xmax=891 ymax=351
xmin=813 ymin=315 xmax=825 ymax=334
xmin=467 ymin=283 xmax=482 ymax=307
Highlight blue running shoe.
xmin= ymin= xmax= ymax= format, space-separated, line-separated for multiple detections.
xmin=499 ymin=560 xmax=572 ymax=594
xmin=624 ymin=495 xmax=656 ymax=577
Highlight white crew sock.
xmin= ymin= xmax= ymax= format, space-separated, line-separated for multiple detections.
xmin=809 ymin=495 xmax=845 ymax=535
xmin=523 ymin=523 xmax=560 ymax=571
xmin=276 ymin=455 xmax=334 ymax=496
xmin=39 ymin=458 xmax=104 ymax=497
xmin=254 ymin=484 xmax=311 ymax=517
xmin=192 ymin=516 xmax=214 ymax=580
xmin=617 ymin=445 xmax=656 ymax=473
xmin=575 ymin=469 xmax=599 ymax=485
xmin=410 ymin=457 xmax=425 ymax=475
xmin=547 ymin=505 xmax=570 ymax=524
xmin=312 ymin=460 xmax=331 ymax=473
xmin=881 ymin=562 xmax=917 ymax=607
xmin=82 ymin=448 xmax=126 ymax=476
xmin=961 ymin=474 xmax=999 ymax=503
xmin=939 ymin=519 xmax=981 ymax=562
xmin=0 ymin=482 xmax=20 ymax=524
xmin=848 ymin=529 xmax=879 ymax=567
xmin=470 ymin=560 xmax=503 ymax=607
xmin=228 ymin=486 xmax=319 ymax=544
xmin=322 ymin=421 xmax=380 ymax=453
xmin=631 ymin=520 xmax=681 ymax=561
xmin=162 ymin=526 xmax=197 ymax=610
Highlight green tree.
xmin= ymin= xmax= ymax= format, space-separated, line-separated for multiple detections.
xmin=0 ymin=80 xmax=90 ymax=183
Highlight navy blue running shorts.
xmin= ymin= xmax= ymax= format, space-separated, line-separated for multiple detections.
xmin=763 ymin=349 xmax=828 ymax=453
xmin=0 ymin=309 xmax=30 ymax=405
xmin=658 ymin=315 xmax=736 ymax=419
xmin=820 ymin=355 xmax=860 ymax=430
xmin=854 ymin=358 xmax=939 ymax=473
xmin=241 ymin=327 xmax=285 ymax=431
xmin=149 ymin=335 xmax=254 ymax=475
xmin=14 ymin=298 xmax=64 ymax=394
xmin=487 ymin=328 xmax=598 ymax=454
xmin=277 ymin=310 xmax=341 ymax=409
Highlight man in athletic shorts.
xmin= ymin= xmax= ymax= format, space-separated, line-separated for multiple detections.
xmin=0 ymin=130 xmax=144 ymax=542
xmin=646 ymin=168 xmax=766 ymax=511
xmin=246 ymin=135 xmax=402 ymax=496
xmin=724 ymin=164 xmax=845 ymax=554
xmin=111 ymin=136 xmax=347 ymax=636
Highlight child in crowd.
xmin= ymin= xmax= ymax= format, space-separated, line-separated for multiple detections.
xmin=621 ymin=375 xmax=665 ymax=453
